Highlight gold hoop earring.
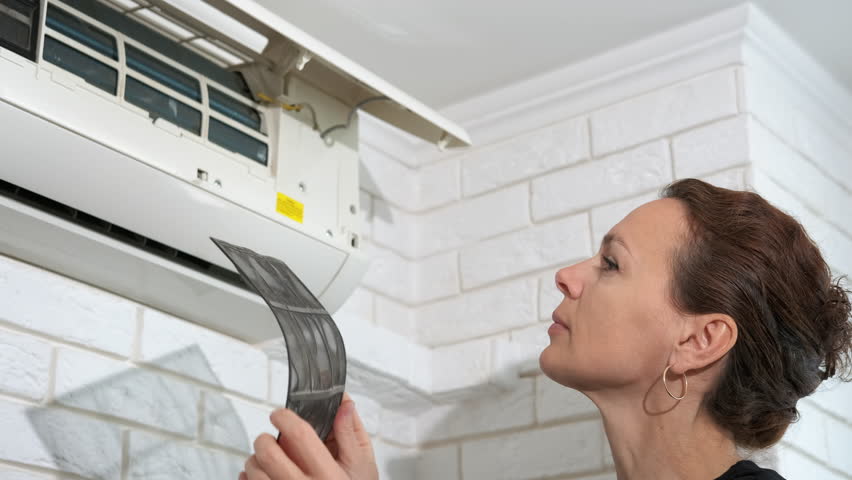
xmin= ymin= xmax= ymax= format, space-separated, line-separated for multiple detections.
xmin=662 ymin=364 xmax=688 ymax=400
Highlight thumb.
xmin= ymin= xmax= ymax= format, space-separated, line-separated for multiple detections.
xmin=333 ymin=395 xmax=375 ymax=469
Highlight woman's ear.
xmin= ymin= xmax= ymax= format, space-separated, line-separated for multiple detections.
xmin=673 ymin=314 xmax=738 ymax=374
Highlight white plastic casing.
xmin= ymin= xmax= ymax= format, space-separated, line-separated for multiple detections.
xmin=0 ymin=0 xmax=471 ymax=343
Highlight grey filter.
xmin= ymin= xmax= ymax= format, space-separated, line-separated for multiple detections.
xmin=212 ymin=238 xmax=346 ymax=441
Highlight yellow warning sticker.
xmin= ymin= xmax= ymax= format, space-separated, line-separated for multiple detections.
xmin=276 ymin=193 xmax=304 ymax=224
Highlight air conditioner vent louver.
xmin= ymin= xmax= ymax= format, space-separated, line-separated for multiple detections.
xmin=0 ymin=177 xmax=248 ymax=292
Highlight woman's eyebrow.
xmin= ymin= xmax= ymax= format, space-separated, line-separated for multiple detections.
xmin=601 ymin=233 xmax=633 ymax=257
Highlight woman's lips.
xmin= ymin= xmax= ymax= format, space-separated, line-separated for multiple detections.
xmin=549 ymin=312 xmax=570 ymax=335
xmin=548 ymin=322 xmax=569 ymax=335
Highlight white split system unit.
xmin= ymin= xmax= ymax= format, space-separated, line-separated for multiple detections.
xmin=0 ymin=0 xmax=470 ymax=343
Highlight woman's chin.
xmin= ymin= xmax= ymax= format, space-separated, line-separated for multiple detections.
xmin=539 ymin=344 xmax=583 ymax=388
xmin=538 ymin=344 xmax=562 ymax=381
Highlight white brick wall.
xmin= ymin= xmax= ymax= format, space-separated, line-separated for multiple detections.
xmin=589 ymin=69 xmax=739 ymax=155
xmin=459 ymin=212 xmax=592 ymax=289
xmin=461 ymin=116 xmax=590 ymax=197
xmin=416 ymin=278 xmax=536 ymax=346
xmin=461 ymin=420 xmax=605 ymax=479
xmin=531 ymin=140 xmax=672 ymax=221
xmin=2 ymin=30 xmax=851 ymax=480
xmin=0 ymin=328 xmax=51 ymax=402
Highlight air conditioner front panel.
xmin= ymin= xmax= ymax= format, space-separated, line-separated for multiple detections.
xmin=0 ymin=96 xmax=357 ymax=313
xmin=0 ymin=193 xmax=282 ymax=343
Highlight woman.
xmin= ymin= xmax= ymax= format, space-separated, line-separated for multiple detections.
xmin=240 ymin=179 xmax=852 ymax=480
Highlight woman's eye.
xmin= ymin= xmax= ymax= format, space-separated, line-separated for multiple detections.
xmin=602 ymin=256 xmax=619 ymax=272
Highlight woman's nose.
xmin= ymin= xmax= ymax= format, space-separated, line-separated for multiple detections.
xmin=555 ymin=262 xmax=585 ymax=299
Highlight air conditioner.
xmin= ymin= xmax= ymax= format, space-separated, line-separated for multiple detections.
xmin=0 ymin=0 xmax=470 ymax=343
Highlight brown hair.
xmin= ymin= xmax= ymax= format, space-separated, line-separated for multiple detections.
xmin=661 ymin=178 xmax=852 ymax=449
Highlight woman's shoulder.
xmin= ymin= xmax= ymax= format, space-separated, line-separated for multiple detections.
xmin=715 ymin=460 xmax=786 ymax=480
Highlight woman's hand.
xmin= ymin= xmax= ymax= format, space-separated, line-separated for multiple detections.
xmin=239 ymin=394 xmax=378 ymax=480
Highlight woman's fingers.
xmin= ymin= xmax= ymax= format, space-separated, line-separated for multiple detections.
xmin=252 ymin=433 xmax=304 ymax=479
xmin=244 ymin=455 xmax=272 ymax=480
xmin=331 ymin=396 xmax=378 ymax=479
xmin=324 ymin=430 xmax=340 ymax=459
xmin=270 ymin=409 xmax=338 ymax=476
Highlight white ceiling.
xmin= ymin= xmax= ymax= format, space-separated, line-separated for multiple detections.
xmin=254 ymin=0 xmax=852 ymax=109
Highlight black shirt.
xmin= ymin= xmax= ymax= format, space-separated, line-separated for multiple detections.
xmin=715 ymin=460 xmax=786 ymax=479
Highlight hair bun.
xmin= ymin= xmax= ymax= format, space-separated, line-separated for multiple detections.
xmin=819 ymin=278 xmax=852 ymax=381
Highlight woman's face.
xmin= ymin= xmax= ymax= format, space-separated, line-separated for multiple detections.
xmin=539 ymin=198 xmax=690 ymax=394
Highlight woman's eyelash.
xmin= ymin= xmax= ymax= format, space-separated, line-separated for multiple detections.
xmin=602 ymin=256 xmax=619 ymax=272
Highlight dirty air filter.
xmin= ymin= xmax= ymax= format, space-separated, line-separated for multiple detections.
xmin=212 ymin=238 xmax=346 ymax=441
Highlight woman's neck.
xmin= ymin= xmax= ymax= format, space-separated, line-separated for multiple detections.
xmin=588 ymin=383 xmax=741 ymax=480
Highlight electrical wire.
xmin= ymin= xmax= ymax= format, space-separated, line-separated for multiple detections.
xmin=319 ymin=96 xmax=389 ymax=145
xmin=256 ymin=92 xmax=319 ymax=131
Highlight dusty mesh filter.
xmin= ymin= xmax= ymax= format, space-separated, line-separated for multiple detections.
xmin=212 ymin=238 xmax=346 ymax=441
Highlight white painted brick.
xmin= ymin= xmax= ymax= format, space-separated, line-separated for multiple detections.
xmin=269 ymin=359 xmax=288 ymax=406
xmin=419 ymin=183 xmax=530 ymax=257
xmin=359 ymin=115 xmax=422 ymax=168
xmin=510 ymin=323 xmax=550 ymax=349
xmin=791 ymin=119 xmax=852 ymax=191
xmin=538 ymin=270 xmax=564 ymax=321
xmin=348 ymin=392 xmax=382 ymax=436
xmin=361 ymin=244 xmax=416 ymax=303
xmin=374 ymin=295 xmax=416 ymax=338
xmin=201 ymin=392 xmax=275 ymax=453
xmin=373 ymin=441 xmax=417 ymax=480
xmin=418 ymin=157 xmax=461 ymax=209
xmin=462 ymin=116 xmax=590 ymax=196
xmin=415 ymin=251 xmax=460 ymax=303
xmin=750 ymin=119 xmax=852 ymax=237
xmin=0 ymin=399 xmax=122 ymax=479
xmin=824 ymin=412 xmax=852 ymax=474
xmin=699 ymin=167 xmax=747 ymax=190
xmin=810 ymin=380 xmax=852 ymax=425
xmin=408 ymin=343 xmax=434 ymax=394
xmin=0 ymin=255 xmax=136 ymax=357
xmin=360 ymin=143 xmax=418 ymax=210
xmin=416 ymin=278 xmax=536 ymax=346
xmin=54 ymin=347 xmax=199 ymax=436
xmin=347 ymin=361 xmax=430 ymax=411
xmin=745 ymin=67 xmax=852 ymax=191
xmin=461 ymin=420 xmax=604 ymax=479
xmin=672 ymin=115 xmax=748 ymax=178
xmin=416 ymin=445 xmax=459 ymax=480
xmin=782 ymin=401 xmax=828 ymax=463
xmin=140 ymin=308 xmax=268 ymax=400
xmin=536 ymin=376 xmax=598 ymax=423
xmin=776 ymin=443 xmax=846 ymax=480
xmin=417 ymin=378 xmax=534 ymax=443
xmin=334 ymin=287 xmax=374 ymax=323
xmin=591 ymin=69 xmax=738 ymax=155
xmin=460 ymin=213 xmax=592 ymax=289
xmin=127 ymin=430 xmax=244 ymax=480
xmin=431 ymin=337 xmax=492 ymax=393
xmin=532 ymin=140 xmax=671 ymax=221
xmin=337 ymin=314 xmax=428 ymax=385
xmin=750 ymin=170 xmax=852 ymax=276
xmin=491 ymin=335 xmax=544 ymax=382
xmin=590 ymin=191 xmax=658 ymax=248
xmin=379 ymin=407 xmax=418 ymax=446
xmin=372 ymin=199 xmax=418 ymax=257
xmin=0 ymin=467 xmax=74 ymax=480
xmin=603 ymin=439 xmax=615 ymax=469
xmin=0 ymin=328 xmax=51 ymax=401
